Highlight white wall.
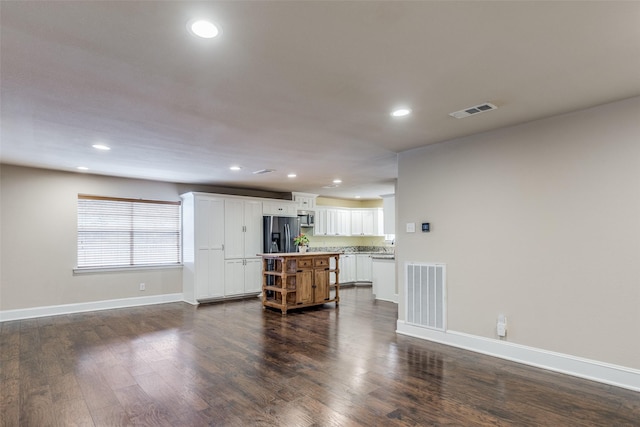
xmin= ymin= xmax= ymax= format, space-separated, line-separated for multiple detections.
xmin=0 ymin=165 xmax=184 ymax=311
xmin=397 ymin=96 xmax=640 ymax=370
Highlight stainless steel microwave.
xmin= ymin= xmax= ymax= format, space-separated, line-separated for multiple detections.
xmin=298 ymin=211 xmax=315 ymax=227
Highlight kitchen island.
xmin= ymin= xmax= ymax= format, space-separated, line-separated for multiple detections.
xmin=259 ymin=252 xmax=341 ymax=314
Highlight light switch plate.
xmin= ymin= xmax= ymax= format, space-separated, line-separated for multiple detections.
xmin=406 ymin=222 xmax=415 ymax=233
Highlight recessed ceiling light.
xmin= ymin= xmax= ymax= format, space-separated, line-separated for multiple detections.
xmin=77 ymin=166 xmax=89 ymax=171
xmin=391 ymin=108 xmax=412 ymax=117
xmin=92 ymin=144 xmax=111 ymax=151
xmin=333 ymin=179 xmax=342 ymax=184
xmin=189 ymin=20 xmax=220 ymax=39
xmin=287 ymin=173 xmax=297 ymax=178
xmin=229 ymin=165 xmax=241 ymax=171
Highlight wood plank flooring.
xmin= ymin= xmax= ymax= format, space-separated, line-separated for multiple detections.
xmin=1 ymin=286 xmax=638 ymax=426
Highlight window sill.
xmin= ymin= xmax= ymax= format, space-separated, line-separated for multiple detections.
xmin=73 ymin=264 xmax=183 ymax=275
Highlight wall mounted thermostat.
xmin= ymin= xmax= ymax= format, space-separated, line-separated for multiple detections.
xmin=422 ymin=223 xmax=430 ymax=232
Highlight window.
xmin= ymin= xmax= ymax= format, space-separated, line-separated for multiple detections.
xmin=77 ymin=195 xmax=181 ymax=269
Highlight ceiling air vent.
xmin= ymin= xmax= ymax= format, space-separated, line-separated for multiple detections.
xmin=449 ymin=102 xmax=497 ymax=119
xmin=253 ymin=169 xmax=276 ymax=175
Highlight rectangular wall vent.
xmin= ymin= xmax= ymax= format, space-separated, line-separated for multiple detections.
xmin=449 ymin=102 xmax=497 ymax=119
xmin=406 ymin=263 xmax=446 ymax=331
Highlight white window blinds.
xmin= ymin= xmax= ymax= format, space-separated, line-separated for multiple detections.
xmin=77 ymin=195 xmax=181 ymax=268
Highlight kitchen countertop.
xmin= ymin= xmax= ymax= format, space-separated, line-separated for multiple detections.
xmin=258 ymin=252 xmax=342 ymax=258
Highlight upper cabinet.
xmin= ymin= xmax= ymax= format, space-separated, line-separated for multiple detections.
xmin=351 ymin=208 xmax=383 ymax=236
xmin=382 ymin=195 xmax=395 ymax=235
xmin=315 ymin=207 xmax=383 ymax=236
xmin=263 ymin=200 xmax=297 ymax=217
xmin=292 ymin=192 xmax=318 ymax=211
xmin=224 ymin=199 xmax=263 ymax=259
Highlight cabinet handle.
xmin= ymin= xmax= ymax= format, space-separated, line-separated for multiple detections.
xmin=297 ymin=270 xmax=302 ymax=273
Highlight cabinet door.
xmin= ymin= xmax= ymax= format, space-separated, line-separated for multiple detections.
xmin=244 ymin=258 xmax=263 ymax=294
xmin=314 ymin=208 xmax=327 ymax=236
xmin=374 ymin=208 xmax=384 ymax=236
xmin=243 ymin=201 xmax=263 ymax=258
xmin=351 ymin=210 xmax=364 ymax=235
xmin=361 ymin=210 xmax=375 ymax=235
xmin=326 ymin=209 xmax=337 ymax=235
xmin=314 ymin=269 xmax=330 ymax=302
xmin=224 ymin=199 xmax=245 ymax=259
xmin=351 ymin=209 xmax=377 ymax=236
xmin=195 ymin=198 xmax=225 ymax=299
xmin=296 ymin=270 xmax=313 ymax=304
xmin=336 ymin=209 xmax=351 ymax=235
xmin=349 ymin=255 xmax=358 ymax=282
xmin=224 ymin=259 xmax=245 ymax=296
xmin=263 ymin=201 xmax=296 ymax=217
xmin=295 ymin=196 xmax=316 ymax=210
xmin=356 ymin=255 xmax=373 ymax=282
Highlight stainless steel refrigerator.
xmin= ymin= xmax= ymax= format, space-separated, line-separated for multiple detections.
xmin=263 ymin=216 xmax=300 ymax=253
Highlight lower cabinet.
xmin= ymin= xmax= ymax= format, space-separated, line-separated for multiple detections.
xmin=341 ymin=254 xmax=356 ymax=283
xmin=195 ymin=248 xmax=225 ymax=300
xmin=372 ymin=258 xmax=397 ymax=303
xmin=225 ymin=258 xmax=262 ymax=296
xmin=330 ymin=254 xmax=372 ymax=284
xmin=296 ymin=257 xmax=330 ymax=303
xmin=356 ymin=254 xmax=373 ymax=282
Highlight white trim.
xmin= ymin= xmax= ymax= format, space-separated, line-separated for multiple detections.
xmin=396 ymin=320 xmax=640 ymax=393
xmin=0 ymin=293 xmax=184 ymax=322
xmin=375 ymin=296 xmax=398 ymax=304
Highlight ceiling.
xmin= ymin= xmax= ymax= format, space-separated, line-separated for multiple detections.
xmin=1 ymin=2 xmax=639 ymax=199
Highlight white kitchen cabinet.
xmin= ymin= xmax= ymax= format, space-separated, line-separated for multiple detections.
xmin=322 ymin=208 xmax=350 ymax=236
xmin=263 ymin=200 xmax=297 ymax=217
xmin=244 ymin=258 xmax=263 ymax=293
xmin=224 ymin=198 xmax=263 ymax=297
xmin=342 ymin=254 xmax=357 ymax=283
xmin=181 ymin=193 xmax=226 ymax=303
xmin=335 ymin=209 xmax=351 ymax=236
xmin=316 ymin=207 xmax=350 ymax=236
xmin=351 ymin=209 xmax=383 ymax=236
xmin=292 ymin=192 xmax=317 ymax=210
xmin=356 ymin=254 xmax=373 ymax=282
xmin=316 ymin=207 xmax=382 ymax=237
xmin=382 ymin=195 xmax=395 ymax=235
xmin=372 ymin=258 xmax=397 ymax=303
xmin=224 ymin=199 xmax=263 ymax=259
xmin=225 ymin=258 xmax=262 ymax=296
xmin=314 ymin=208 xmax=328 ymax=236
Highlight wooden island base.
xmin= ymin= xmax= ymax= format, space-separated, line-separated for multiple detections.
xmin=259 ymin=252 xmax=341 ymax=315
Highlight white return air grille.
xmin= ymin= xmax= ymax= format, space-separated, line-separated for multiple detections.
xmin=406 ymin=263 xmax=446 ymax=331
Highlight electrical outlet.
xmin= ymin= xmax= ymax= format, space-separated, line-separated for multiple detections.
xmin=139 ymin=283 xmax=145 ymax=291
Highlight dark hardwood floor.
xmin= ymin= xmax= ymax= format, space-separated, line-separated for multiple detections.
xmin=1 ymin=286 xmax=638 ymax=426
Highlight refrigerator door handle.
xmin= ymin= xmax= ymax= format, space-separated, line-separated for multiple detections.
xmin=284 ymin=224 xmax=290 ymax=253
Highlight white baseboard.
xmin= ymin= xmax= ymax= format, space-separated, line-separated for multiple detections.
xmin=396 ymin=320 xmax=640 ymax=393
xmin=0 ymin=293 xmax=184 ymax=322
xmin=375 ymin=296 xmax=399 ymax=304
